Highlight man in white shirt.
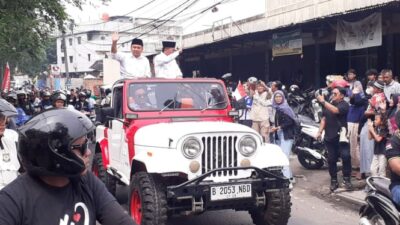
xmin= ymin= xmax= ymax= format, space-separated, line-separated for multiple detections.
xmin=0 ymin=112 xmax=19 ymax=189
xmin=154 ymin=41 xmax=183 ymax=78
xmin=111 ymin=32 xmax=151 ymax=78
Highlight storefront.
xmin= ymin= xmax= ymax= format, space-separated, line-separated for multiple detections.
xmin=181 ymin=2 xmax=400 ymax=89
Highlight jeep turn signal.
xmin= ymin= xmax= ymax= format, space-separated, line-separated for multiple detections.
xmin=240 ymin=159 xmax=251 ymax=167
xmin=189 ymin=161 xmax=200 ymax=173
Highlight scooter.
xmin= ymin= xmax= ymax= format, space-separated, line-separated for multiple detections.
xmin=359 ymin=176 xmax=400 ymax=225
xmin=294 ymin=115 xmax=327 ymax=170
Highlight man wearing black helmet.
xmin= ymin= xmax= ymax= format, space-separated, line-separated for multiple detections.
xmin=51 ymin=92 xmax=68 ymax=109
xmin=40 ymin=91 xmax=52 ymax=110
xmin=0 ymin=109 xmax=136 ymax=225
xmin=111 ymin=32 xmax=151 ymax=78
xmin=74 ymin=92 xmax=91 ymax=114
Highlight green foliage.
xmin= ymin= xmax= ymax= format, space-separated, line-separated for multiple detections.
xmin=0 ymin=0 xmax=109 ymax=75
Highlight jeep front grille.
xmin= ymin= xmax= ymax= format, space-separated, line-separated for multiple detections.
xmin=201 ymin=136 xmax=238 ymax=176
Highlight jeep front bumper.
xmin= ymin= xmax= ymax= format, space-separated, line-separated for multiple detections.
xmin=166 ymin=167 xmax=289 ymax=212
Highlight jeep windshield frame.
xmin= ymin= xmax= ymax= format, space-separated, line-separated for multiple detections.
xmin=127 ymin=81 xmax=228 ymax=112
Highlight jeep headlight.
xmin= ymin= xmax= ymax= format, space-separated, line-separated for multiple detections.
xmin=182 ymin=137 xmax=202 ymax=159
xmin=238 ymin=135 xmax=257 ymax=156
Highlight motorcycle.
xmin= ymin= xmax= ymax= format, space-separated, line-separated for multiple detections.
xmin=294 ymin=114 xmax=327 ymax=170
xmin=359 ymin=176 xmax=400 ymax=225
xmin=287 ymin=85 xmax=322 ymax=123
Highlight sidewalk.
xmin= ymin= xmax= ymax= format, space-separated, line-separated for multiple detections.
xmin=291 ymin=157 xmax=367 ymax=209
xmin=335 ymin=189 xmax=366 ymax=207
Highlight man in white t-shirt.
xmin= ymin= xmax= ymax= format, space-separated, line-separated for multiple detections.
xmin=153 ymin=41 xmax=183 ymax=78
xmin=111 ymin=32 xmax=151 ymax=78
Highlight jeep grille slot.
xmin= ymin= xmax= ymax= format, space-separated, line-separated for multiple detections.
xmin=201 ymin=136 xmax=238 ymax=176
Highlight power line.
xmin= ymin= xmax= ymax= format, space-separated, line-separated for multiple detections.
xmin=77 ymin=0 xmax=159 ymax=27
xmin=117 ymin=0 xmax=193 ymax=34
xmin=134 ymin=0 xmax=200 ymax=40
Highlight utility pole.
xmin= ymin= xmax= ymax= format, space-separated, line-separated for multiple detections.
xmin=62 ymin=31 xmax=70 ymax=89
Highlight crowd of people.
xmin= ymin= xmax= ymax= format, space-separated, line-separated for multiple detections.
xmin=233 ymin=68 xmax=400 ymax=200
xmin=0 ymin=87 xmax=107 ymax=130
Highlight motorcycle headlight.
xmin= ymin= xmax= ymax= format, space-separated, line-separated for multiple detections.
xmin=238 ymin=135 xmax=257 ymax=157
xmin=182 ymin=137 xmax=202 ymax=159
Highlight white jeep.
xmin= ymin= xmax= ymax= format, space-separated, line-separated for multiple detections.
xmin=93 ymin=78 xmax=291 ymax=225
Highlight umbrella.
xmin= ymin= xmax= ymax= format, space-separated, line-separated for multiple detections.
xmin=0 ymin=99 xmax=17 ymax=117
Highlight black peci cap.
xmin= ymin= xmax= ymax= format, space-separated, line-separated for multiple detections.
xmin=131 ymin=38 xmax=143 ymax=46
xmin=162 ymin=41 xmax=176 ymax=48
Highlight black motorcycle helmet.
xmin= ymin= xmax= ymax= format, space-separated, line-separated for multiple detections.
xmin=51 ymin=92 xmax=67 ymax=106
xmin=18 ymin=109 xmax=95 ymax=177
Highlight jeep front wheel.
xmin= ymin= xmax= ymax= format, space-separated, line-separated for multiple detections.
xmin=92 ymin=152 xmax=116 ymax=196
xmin=129 ymin=172 xmax=167 ymax=225
xmin=249 ymin=189 xmax=291 ymax=225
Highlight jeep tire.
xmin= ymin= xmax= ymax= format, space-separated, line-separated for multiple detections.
xmin=249 ymin=189 xmax=291 ymax=225
xmin=92 ymin=152 xmax=116 ymax=196
xmin=129 ymin=172 xmax=167 ymax=225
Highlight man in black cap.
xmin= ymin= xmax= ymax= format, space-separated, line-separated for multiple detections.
xmin=316 ymin=87 xmax=353 ymax=192
xmin=153 ymin=40 xmax=183 ymax=78
xmin=111 ymin=32 xmax=151 ymax=78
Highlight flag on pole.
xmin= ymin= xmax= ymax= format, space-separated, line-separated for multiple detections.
xmin=2 ymin=62 xmax=10 ymax=93
xmin=232 ymin=81 xmax=246 ymax=100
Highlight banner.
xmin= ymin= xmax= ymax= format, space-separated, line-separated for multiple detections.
xmin=2 ymin=62 xmax=10 ymax=92
xmin=272 ymin=29 xmax=302 ymax=57
xmin=335 ymin=13 xmax=382 ymax=51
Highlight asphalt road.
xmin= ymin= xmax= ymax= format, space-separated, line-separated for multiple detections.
xmin=92 ymin=140 xmax=362 ymax=225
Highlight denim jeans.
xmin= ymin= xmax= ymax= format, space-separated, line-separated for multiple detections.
xmin=276 ymin=130 xmax=293 ymax=179
xmin=391 ymin=185 xmax=400 ymax=205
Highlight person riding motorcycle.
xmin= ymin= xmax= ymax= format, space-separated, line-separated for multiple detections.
xmin=40 ymin=91 xmax=52 ymax=111
xmin=7 ymin=92 xmax=30 ymax=126
xmin=0 ymin=109 xmax=137 ymax=225
xmin=16 ymin=90 xmax=34 ymax=116
xmin=75 ymin=92 xmax=91 ymax=114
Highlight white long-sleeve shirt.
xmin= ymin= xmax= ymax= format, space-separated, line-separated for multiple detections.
xmin=153 ymin=51 xmax=183 ymax=78
xmin=111 ymin=52 xmax=151 ymax=78
xmin=0 ymin=129 xmax=19 ymax=190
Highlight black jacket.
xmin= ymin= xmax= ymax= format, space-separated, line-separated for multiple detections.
xmin=274 ymin=109 xmax=295 ymax=140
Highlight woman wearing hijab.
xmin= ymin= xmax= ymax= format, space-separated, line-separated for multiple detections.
xmin=270 ymin=90 xmax=296 ymax=182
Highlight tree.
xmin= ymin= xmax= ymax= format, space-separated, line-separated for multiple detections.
xmin=0 ymin=0 xmax=108 ymax=75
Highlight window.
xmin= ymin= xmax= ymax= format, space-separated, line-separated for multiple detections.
xmin=69 ymin=56 xmax=73 ymax=63
xmin=88 ymin=54 xmax=91 ymax=62
xmin=68 ymin=38 xmax=73 ymax=46
xmin=77 ymin=37 xmax=81 ymax=45
xmin=60 ymin=42 xmax=65 ymax=52
xmin=61 ymin=57 xmax=65 ymax=63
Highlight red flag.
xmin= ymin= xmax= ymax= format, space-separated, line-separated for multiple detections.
xmin=2 ymin=62 xmax=10 ymax=92
xmin=232 ymin=81 xmax=246 ymax=100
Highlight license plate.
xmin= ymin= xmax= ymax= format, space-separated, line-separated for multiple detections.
xmin=210 ymin=184 xmax=252 ymax=201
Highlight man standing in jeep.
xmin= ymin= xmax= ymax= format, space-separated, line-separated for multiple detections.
xmin=111 ymin=32 xmax=151 ymax=78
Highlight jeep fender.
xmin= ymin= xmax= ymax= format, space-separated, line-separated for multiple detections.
xmin=249 ymin=143 xmax=289 ymax=169
xmin=131 ymin=146 xmax=195 ymax=177
xmin=95 ymin=126 xmax=110 ymax=168
xmin=98 ymin=139 xmax=110 ymax=168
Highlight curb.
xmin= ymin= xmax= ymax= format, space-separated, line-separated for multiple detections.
xmin=334 ymin=190 xmax=366 ymax=207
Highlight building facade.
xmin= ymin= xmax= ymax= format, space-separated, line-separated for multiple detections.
xmin=181 ymin=0 xmax=400 ymax=88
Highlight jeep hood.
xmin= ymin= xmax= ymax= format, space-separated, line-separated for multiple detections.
xmin=134 ymin=121 xmax=260 ymax=148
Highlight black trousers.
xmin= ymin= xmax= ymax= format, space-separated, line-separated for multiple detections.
xmin=325 ymin=137 xmax=352 ymax=179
